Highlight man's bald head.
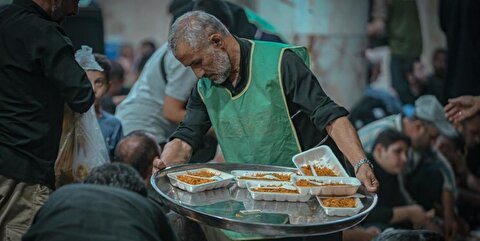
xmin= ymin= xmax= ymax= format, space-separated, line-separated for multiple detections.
xmin=114 ymin=131 xmax=161 ymax=180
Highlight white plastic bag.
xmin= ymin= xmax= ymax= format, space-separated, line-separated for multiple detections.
xmin=55 ymin=105 xmax=110 ymax=187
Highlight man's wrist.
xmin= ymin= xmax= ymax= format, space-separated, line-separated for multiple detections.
xmin=354 ymin=158 xmax=374 ymax=174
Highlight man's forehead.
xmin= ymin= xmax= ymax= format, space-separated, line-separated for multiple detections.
xmin=173 ymin=42 xmax=196 ymax=64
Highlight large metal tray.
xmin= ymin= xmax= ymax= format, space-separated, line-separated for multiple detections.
xmin=151 ymin=163 xmax=377 ymax=236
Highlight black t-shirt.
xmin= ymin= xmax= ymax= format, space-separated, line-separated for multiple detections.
xmin=23 ymin=184 xmax=176 ymax=241
xmin=364 ymin=153 xmax=407 ymax=224
xmin=0 ymin=0 xmax=94 ymax=188
xmin=171 ymin=38 xmax=349 ymax=153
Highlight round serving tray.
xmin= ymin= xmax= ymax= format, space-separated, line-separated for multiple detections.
xmin=151 ymin=163 xmax=377 ymax=236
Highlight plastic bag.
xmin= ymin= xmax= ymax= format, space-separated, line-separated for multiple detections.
xmin=55 ymin=105 xmax=110 ymax=188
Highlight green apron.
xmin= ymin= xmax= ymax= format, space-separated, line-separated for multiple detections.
xmin=198 ymin=40 xmax=311 ymax=240
xmin=198 ymin=40 xmax=309 ymax=167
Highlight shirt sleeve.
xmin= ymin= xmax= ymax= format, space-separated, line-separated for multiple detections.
xmin=164 ymin=49 xmax=198 ymax=101
xmin=281 ymin=50 xmax=349 ymax=132
xmin=39 ymin=25 xmax=94 ymax=113
xmin=169 ymin=87 xmax=212 ymax=152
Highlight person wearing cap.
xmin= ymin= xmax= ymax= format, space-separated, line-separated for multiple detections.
xmin=358 ymin=95 xmax=459 ymax=238
xmin=75 ymin=46 xmax=124 ymax=160
xmin=0 ymin=0 xmax=94 ymax=240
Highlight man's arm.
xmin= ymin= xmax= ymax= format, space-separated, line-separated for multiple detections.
xmin=153 ymin=138 xmax=193 ymax=173
xmin=281 ymin=51 xmax=378 ymax=192
xmin=326 ymin=117 xmax=379 ymax=192
xmin=153 ymin=87 xmax=212 ymax=172
xmin=163 ymin=95 xmax=187 ymax=124
xmin=162 ymin=49 xmax=197 ymax=124
xmin=40 ymin=26 xmax=94 ymax=113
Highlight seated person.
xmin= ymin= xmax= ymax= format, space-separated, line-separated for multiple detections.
xmin=75 ymin=46 xmax=124 ymax=160
xmin=436 ymin=135 xmax=477 ymax=234
xmin=359 ymin=95 xmax=458 ymax=235
xmin=23 ymin=163 xmax=176 ymax=241
xmin=364 ymin=129 xmax=436 ymax=231
xmin=101 ymin=60 xmax=129 ymax=114
xmin=114 ymin=130 xmax=161 ymax=186
xmin=113 ymin=133 xmax=207 ymax=241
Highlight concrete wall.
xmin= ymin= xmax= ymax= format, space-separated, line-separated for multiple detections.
xmin=96 ymin=0 xmax=172 ymax=46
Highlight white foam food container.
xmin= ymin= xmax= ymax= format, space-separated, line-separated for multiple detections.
xmin=167 ymin=168 xmax=234 ymax=193
xmin=246 ymin=181 xmax=311 ymax=202
xmin=231 ymin=170 xmax=296 ymax=188
xmin=292 ymin=145 xmax=349 ymax=177
xmin=292 ymin=176 xmax=361 ymax=196
xmin=316 ymin=197 xmax=364 ymax=216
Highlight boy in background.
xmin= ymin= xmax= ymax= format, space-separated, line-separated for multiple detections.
xmin=76 ymin=46 xmax=123 ymax=160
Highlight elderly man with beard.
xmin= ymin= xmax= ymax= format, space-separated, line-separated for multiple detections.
xmin=154 ymin=11 xmax=378 ymax=240
xmin=0 ymin=0 xmax=94 ymax=240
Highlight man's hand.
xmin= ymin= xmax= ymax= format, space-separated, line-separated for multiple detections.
xmin=355 ymin=163 xmax=379 ymax=192
xmin=151 ymin=138 xmax=193 ymax=175
xmin=443 ymin=215 xmax=458 ymax=241
xmin=444 ymin=95 xmax=480 ymax=123
xmin=409 ymin=206 xmax=435 ymax=229
xmin=152 ymin=157 xmax=166 ymax=175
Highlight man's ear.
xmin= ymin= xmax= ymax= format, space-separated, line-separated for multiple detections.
xmin=373 ymin=144 xmax=384 ymax=157
xmin=208 ymin=33 xmax=224 ymax=49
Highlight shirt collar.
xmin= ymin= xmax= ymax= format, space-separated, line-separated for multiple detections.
xmin=13 ymin=0 xmax=52 ymax=21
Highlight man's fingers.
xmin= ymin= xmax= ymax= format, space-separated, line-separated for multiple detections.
xmin=448 ymin=96 xmax=468 ymax=105
xmin=445 ymin=106 xmax=460 ymax=119
xmin=362 ymin=174 xmax=379 ymax=192
xmin=152 ymin=157 xmax=166 ymax=174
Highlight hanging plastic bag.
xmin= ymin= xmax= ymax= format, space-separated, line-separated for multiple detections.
xmin=55 ymin=105 xmax=110 ymax=188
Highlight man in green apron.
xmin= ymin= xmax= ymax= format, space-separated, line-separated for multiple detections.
xmin=155 ymin=11 xmax=379 ymax=241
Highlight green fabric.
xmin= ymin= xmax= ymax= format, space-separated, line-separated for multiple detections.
xmin=387 ymin=0 xmax=422 ymax=57
xmin=198 ymin=40 xmax=309 ymax=168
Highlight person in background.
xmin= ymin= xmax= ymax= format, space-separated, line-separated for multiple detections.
xmin=369 ymin=0 xmax=423 ymax=105
xmin=83 ymin=162 xmax=148 ymax=196
xmin=435 ymin=135 xmax=476 ymax=236
xmin=446 ymin=98 xmax=480 ymax=177
xmin=425 ymin=49 xmax=447 ymax=104
xmin=132 ymin=39 xmax=157 ymax=81
xmin=0 ymin=0 xmax=94 ymax=239
xmin=23 ymin=163 xmax=176 ymax=241
xmin=139 ymin=39 xmax=157 ymax=59
xmin=75 ymin=46 xmax=123 ymax=160
xmin=102 ymin=60 xmax=129 ymax=114
xmin=405 ymin=59 xmax=428 ymax=101
xmin=114 ymin=130 xmax=160 ymax=185
xmin=117 ymin=43 xmax=136 ymax=86
xmin=358 ymin=95 xmax=459 ymax=238
xmin=364 ymin=129 xmax=437 ymax=231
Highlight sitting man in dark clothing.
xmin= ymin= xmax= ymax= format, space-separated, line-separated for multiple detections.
xmin=23 ymin=163 xmax=176 ymax=241
xmin=364 ymin=129 xmax=437 ymax=231
xmin=83 ymin=162 xmax=148 ymax=196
